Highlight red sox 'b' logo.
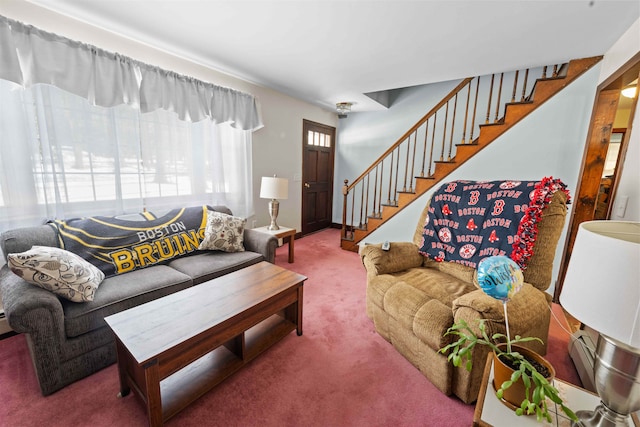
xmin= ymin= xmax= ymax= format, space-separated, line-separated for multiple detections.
xmin=469 ymin=190 xmax=480 ymax=205
xmin=492 ymin=200 xmax=505 ymax=216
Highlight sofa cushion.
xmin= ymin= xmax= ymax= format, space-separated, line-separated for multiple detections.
xmin=168 ymin=251 xmax=263 ymax=285
xmin=61 ymin=265 xmax=192 ymax=338
xmin=198 ymin=211 xmax=246 ymax=253
xmin=7 ymin=246 xmax=104 ymax=303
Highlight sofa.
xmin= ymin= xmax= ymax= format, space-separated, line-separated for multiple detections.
xmin=360 ymin=181 xmax=568 ymax=404
xmin=0 ymin=205 xmax=278 ymax=396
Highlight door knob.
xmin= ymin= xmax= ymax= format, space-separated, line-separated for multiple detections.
xmin=304 ymin=183 xmax=310 ymax=188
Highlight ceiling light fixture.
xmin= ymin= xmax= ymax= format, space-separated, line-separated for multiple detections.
xmin=336 ymin=102 xmax=352 ymax=118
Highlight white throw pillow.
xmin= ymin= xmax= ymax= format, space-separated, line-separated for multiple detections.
xmin=198 ymin=211 xmax=246 ymax=253
xmin=7 ymin=246 xmax=105 ymax=302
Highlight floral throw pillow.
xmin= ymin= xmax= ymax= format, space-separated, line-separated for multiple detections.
xmin=198 ymin=211 xmax=246 ymax=253
xmin=7 ymin=246 xmax=105 ymax=303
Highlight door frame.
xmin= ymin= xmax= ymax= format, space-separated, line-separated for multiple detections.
xmin=553 ymin=52 xmax=639 ymax=302
xmin=301 ymin=119 xmax=336 ymax=236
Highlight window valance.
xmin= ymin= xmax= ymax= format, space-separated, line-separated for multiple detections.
xmin=0 ymin=15 xmax=262 ymax=131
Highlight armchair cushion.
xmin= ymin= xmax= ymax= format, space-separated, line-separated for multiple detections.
xmin=452 ymin=283 xmax=550 ymax=355
xmin=423 ymin=257 xmax=475 ymax=283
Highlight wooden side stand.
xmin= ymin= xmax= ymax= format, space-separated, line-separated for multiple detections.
xmin=473 ymin=353 xmax=640 ymax=427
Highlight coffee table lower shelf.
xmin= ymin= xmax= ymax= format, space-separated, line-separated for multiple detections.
xmin=117 ymin=312 xmax=298 ymax=425
xmin=159 ymin=314 xmax=296 ymax=421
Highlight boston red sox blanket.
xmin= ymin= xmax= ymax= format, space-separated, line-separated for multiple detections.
xmin=418 ymin=177 xmax=570 ymax=270
xmin=51 ymin=206 xmax=208 ymax=277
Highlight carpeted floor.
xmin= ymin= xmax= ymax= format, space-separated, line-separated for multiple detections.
xmin=0 ymin=228 xmax=580 ymax=427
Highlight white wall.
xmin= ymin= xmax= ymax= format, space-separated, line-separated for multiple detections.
xmin=0 ymin=0 xmax=338 ymax=232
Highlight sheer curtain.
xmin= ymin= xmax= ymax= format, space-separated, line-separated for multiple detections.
xmin=0 ymin=80 xmax=254 ymax=225
xmin=0 ymin=15 xmax=261 ymax=238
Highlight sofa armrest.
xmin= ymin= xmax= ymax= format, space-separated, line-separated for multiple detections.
xmin=243 ymin=229 xmax=278 ymax=264
xmin=359 ymin=242 xmax=423 ymax=276
xmin=0 ymin=266 xmax=65 ymax=334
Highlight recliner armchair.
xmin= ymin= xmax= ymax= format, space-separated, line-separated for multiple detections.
xmin=360 ymin=185 xmax=568 ymax=404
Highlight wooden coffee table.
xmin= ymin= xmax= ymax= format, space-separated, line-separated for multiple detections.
xmin=105 ymin=261 xmax=306 ymax=426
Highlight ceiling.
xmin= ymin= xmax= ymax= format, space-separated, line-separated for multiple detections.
xmin=23 ymin=0 xmax=640 ymax=113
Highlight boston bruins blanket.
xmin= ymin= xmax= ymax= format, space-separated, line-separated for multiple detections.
xmin=51 ymin=206 xmax=209 ymax=277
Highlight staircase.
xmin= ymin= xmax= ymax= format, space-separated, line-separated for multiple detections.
xmin=340 ymin=56 xmax=602 ymax=251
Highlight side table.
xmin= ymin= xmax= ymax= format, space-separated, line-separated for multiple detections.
xmin=473 ymin=353 xmax=639 ymax=427
xmin=252 ymin=226 xmax=296 ymax=263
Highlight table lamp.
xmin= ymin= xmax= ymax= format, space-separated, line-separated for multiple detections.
xmin=260 ymin=175 xmax=288 ymax=230
xmin=560 ymin=220 xmax=640 ymax=427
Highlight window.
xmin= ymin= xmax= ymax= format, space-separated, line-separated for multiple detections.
xmin=307 ymin=130 xmax=331 ymax=147
xmin=0 ymin=79 xmax=253 ymax=232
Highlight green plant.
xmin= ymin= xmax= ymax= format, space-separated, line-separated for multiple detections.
xmin=440 ymin=319 xmax=577 ymax=423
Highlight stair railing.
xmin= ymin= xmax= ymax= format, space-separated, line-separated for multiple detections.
xmin=341 ymin=63 xmax=566 ymax=241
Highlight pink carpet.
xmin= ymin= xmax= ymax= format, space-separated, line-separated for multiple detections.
xmin=0 ymin=228 xmax=580 ymax=426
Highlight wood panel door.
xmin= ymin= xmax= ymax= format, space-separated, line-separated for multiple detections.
xmin=302 ymin=120 xmax=335 ymax=235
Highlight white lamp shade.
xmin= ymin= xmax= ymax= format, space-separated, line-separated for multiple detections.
xmin=260 ymin=176 xmax=288 ymax=200
xmin=560 ymin=221 xmax=640 ymax=347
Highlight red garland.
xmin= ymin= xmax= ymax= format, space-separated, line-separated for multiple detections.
xmin=510 ymin=177 xmax=571 ymax=269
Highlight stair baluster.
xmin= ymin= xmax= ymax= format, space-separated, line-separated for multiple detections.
xmin=440 ymin=100 xmax=449 ymax=161
xmin=469 ymin=77 xmax=480 ymax=143
xmin=494 ymin=73 xmax=504 ymax=123
xmin=448 ymin=93 xmax=458 ymax=161
xmin=521 ymin=69 xmax=529 ymax=102
xmin=420 ymin=117 xmax=429 ymax=176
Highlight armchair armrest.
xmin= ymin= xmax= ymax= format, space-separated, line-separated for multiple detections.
xmin=452 ymin=282 xmax=551 ymax=354
xmin=0 ymin=266 xmax=64 ymax=334
xmin=359 ymin=242 xmax=423 ymax=276
xmin=243 ymin=228 xmax=278 ymax=264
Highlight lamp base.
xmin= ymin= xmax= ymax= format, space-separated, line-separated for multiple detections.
xmin=571 ymin=334 xmax=640 ymax=427
xmin=573 ymin=405 xmax=632 ymax=427
xmin=267 ymin=199 xmax=280 ymax=230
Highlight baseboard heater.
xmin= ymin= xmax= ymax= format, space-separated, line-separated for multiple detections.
xmin=568 ymin=329 xmax=597 ymax=392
